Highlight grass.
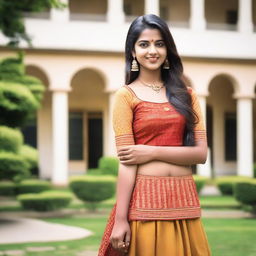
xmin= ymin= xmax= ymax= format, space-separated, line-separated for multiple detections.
xmin=203 ymin=218 xmax=256 ymax=256
xmin=0 ymin=215 xmax=256 ymax=256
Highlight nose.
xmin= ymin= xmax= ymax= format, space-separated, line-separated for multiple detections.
xmin=148 ymin=44 xmax=157 ymax=54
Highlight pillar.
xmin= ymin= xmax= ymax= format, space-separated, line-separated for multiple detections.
xmin=238 ymin=0 xmax=253 ymax=33
xmin=196 ymin=94 xmax=211 ymax=178
xmin=237 ymin=97 xmax=254 ymax=177
xmin=52 ymin=90 xmax=69 ymax=185
xmin=50 ymin=0 xmax=69 ymax=22
xmin=145 ymin=0 xmax=160 ymax=16
xmin=189 ymin=0 xmax=206 ymax=30
xmin=107 ymin=0 xmax=125 ymax=24
xmin=104 ymin=91 xmax=117 ymax=156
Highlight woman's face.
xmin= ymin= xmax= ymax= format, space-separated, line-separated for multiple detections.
xmin=133 ymin=28 xmax=167 ymax=71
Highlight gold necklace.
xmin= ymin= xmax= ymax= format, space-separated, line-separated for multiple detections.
xmin=139 ymin=78 xmax=164 ymax=93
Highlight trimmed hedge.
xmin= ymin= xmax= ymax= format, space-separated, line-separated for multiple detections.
xmin=0 ymin=152 xmax=30 ymax=181
xmin=193 ymin=175 xmax=209 ymax=193
xmin=19 ymin=144 xmax=38 ymax=171
xmin=16 ymin=179 xmax=51 ymax=194
xmin=215 ymin=176 xmax=252 ymax=195
xmin=0 ymin=126 xmax=23 ymax=153
xmin=17 ymin=191 xmax=73 ymax=211
xmin=98 ymin=157 xmax=119 ymax=176
xmin=69 ymin=175 xmax=116 ymax=210
xmin=234 ymin=180 xmax=256 ymax=213
xmin=0 ymin=181 xmax=16 ymax=196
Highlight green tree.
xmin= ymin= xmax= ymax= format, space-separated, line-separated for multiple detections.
xmin=0 ymin=0 xmax=66 ymax=46
xmin=0 ymin=52 xmax=45 ymax=181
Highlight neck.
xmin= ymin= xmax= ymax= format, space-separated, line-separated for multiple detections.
xmin=138 ymin=67 xmax=162 ymax=84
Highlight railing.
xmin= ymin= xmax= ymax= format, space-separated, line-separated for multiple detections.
xmin=206 ymin=23 xmax=237 ymax=31
xmin=69 ymin=13 xmax=107 ymax=22
xmin=23 ymin=12 xmax=50 ymax=19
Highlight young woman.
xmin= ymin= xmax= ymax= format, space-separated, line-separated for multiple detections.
xmin=98 ymin=14 xmax=211 ymax=256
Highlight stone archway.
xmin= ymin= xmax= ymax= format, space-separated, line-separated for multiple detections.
xmin=25 ymin=65 xmax=51 ymax=179
xmin=69 ymin=68 xmax=107 ymax=173
xmin=206 ymin=74 xmax=237 ymax=177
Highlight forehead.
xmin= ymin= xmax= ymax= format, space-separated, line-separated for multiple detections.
xmin=137 ymin=28 xmax=163 ymax=41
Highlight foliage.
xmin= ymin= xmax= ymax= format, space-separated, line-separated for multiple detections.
xmin=98 ymin=156 xmax=119 ymax=176
xmin=19 ymin=144 xmax=38 ymax=172
xmin=0 ymin=0 xmax=66 ymax=47
xmin=0 ymin=52 xmax=45 ymax=127
xmin=16 ymin=179 xmax=51 ymax=194
xmin=69 ymin=175 xmax=116 ymax=210
xmin=193 ymin=175 xmax=209 ymax=193
xmin=234 ymin=180 xmax=256 ymax=213
xmin=0 ymin=181 xmax=16 ymax=196
xmin=0 ymin=125 xmax=23 ymax=153
xmin=17 ymin=190 xmax=73 ymax=211
xmin=215 ymin=176 xmax=252 ymax=195
xmin=0 ymin=152 xmax=30 ymax=182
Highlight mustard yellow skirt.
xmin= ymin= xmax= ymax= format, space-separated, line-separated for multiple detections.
xmin=128 ymin=218 xmax=211 ymax=256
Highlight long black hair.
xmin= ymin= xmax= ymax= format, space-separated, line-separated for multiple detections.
xmin=125 ymin=14 xmax=198 ymax=146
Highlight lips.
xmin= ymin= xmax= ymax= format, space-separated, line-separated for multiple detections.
xmin=147 ymin=57 xmax=159 ymax=63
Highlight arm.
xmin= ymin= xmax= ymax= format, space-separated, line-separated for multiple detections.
xmin=109 ymin=88 xmax=137 ymax=253
xmin=118 ymin=87 xmax=207 ymax=166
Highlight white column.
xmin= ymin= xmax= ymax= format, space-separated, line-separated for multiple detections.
xmin=196 ymin=94 xmax=211 ymax=178
xmin=50 ymin=0 xmax=69 ymax=22
xmin=237 ymin=97 xmax=253 ymax=177
xmin=238 ymin=0 xmax=253 ymax=33
xmin=52 ymin=90 xmax=69 ymax=185
xmin=107 ymin=0 xmax=125 ymax=24
xmin=145 ymin=0 xmax=160 ymax=16
xmin=189 ymin=0 xmax=206 ymax=30
xmin=104 ymin=91 xmax=116 ymax=156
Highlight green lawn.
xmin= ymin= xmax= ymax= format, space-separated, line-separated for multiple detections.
xmin=0 ymin=215 xmax=256 ymax=256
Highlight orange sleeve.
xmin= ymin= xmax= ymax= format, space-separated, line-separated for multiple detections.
xmin=112 ymin=87 xmax=135 ymax=149
xmin=188 ymin=87 xmax=207 ymax=143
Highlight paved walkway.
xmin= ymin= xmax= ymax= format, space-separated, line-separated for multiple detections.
xmin=0 ymin=217 xmax=93 ymax=244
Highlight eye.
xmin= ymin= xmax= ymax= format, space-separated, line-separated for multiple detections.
xmin=139 ymin=43 xmax=148 ymax=48
xmin=156 ymin=42 xmax=165 ymax=47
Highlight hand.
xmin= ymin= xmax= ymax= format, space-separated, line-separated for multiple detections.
xmin=117 ymin=145 xmax=153 ymax=165
xmin=110 ymin=219 xmax=131 ymax=254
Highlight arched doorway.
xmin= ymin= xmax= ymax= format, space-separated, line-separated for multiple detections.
xmin=207 ymin=74 xmax=237 ymax=177
xmin=69 ymin=68 xmax=107 ymax=172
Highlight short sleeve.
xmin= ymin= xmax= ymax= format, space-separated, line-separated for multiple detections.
xmin=188 ymin=87 xmax=207 ymax=143
xmin=112 ymin=87 xmax=135 ymax=149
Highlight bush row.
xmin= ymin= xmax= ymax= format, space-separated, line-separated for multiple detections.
xmin=17 ymin=191 xmax=73 ymax=211
xmin=0 ymin=179 xmax=51 ymax=196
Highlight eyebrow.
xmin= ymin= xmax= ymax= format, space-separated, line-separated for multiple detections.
xmin=137 ymin=40 xmax=164 ymax=43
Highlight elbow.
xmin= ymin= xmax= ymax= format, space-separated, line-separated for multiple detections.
xmin=198 ymin=149 xmax=208 ymax=164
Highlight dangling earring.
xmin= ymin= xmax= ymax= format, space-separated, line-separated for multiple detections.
xmin=163 ymin=59 xmax=170 ymax=69
xmin=131 ymin=56 xmax=139 ymax=72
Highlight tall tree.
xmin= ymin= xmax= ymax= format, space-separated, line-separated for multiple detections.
xmin=0 ymin=0 xmax=66 ymax=46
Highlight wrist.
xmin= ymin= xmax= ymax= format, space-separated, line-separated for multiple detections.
xmin=150 ymin=145 xmax=158 ymax=160
xmin=115 ymin=215 xmax=128 ymax=223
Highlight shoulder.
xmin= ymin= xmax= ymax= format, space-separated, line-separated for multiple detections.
xmin=114 ymin=85 xmax=133 ymax=104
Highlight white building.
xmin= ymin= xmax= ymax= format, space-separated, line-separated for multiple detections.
xmin=0 ymin=0 xmax=255 ymax=185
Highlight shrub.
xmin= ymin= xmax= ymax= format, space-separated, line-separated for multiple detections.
xmin=215 ymin=176 xmax=252 ymax=195
xmin=98 ymin=156 xmax=119 ymax=176
xmin=17 ymin=191 xmax=73 ymax=211
xmin=19 ymin=144 xmax=38 ymax=171
xmin=87 ymin=168 xmax=105 ymax=175
xmin=0 ymin=181 xmax=16 ymax=196
xmin=193 ymin=175 xmax=209 ymax=193
xmin=234 ymin=180 xmax=256 ymax=213
xmin=69 ymin=175 xmax=116 ymax=210
xmin=16 ymin=179 xmax=51 ymax=194
xmin=0 ymin=126 xmax=23 ymax=153
xmin=0 ymin=152 xmax=30 ymax=182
